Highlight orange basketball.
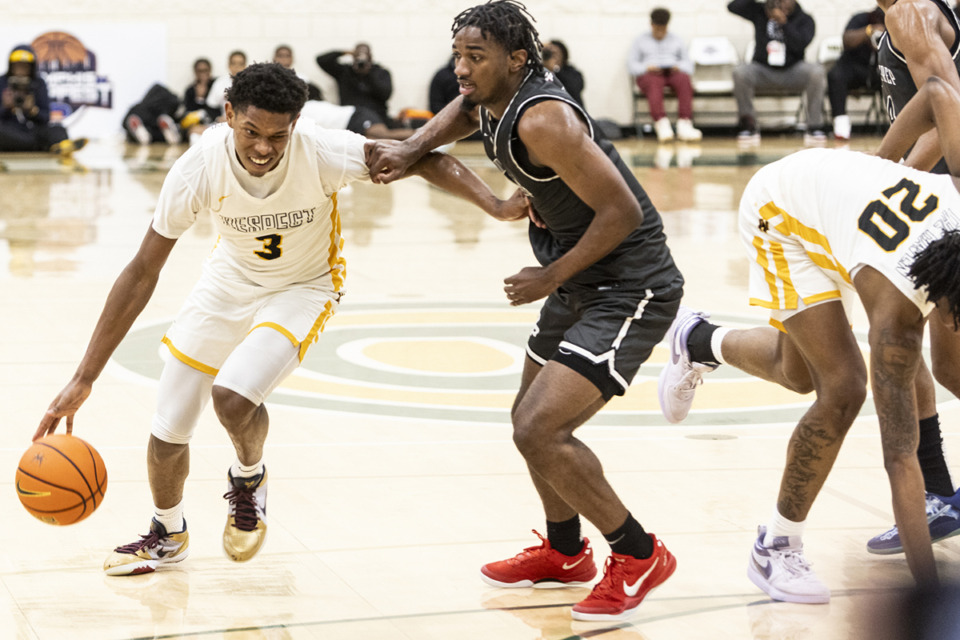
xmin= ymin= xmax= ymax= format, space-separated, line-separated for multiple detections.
xmin=15 ymin=434 xmax=107 ymax=525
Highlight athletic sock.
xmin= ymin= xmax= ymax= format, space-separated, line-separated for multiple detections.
xmin=231 ymin=459 xmax=264 ymax=480
xmin=763 ymin=507 xmax=805 ymax=546
xmin=688 ymin=322 xmax=728 ymax=367
xmin=917 ymin=414 xmax=955 ymax=497
xmin=154 ymin=501 xmax=185 ymax=534
xmin=546 ymin=515 xmax=584 ymax=556
xmin=604 ymin=513 xmax=654 ymax=559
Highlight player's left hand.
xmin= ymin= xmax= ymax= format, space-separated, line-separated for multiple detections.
xmin=35 ymin=380 xmax=90 ymax=440
xmin=504 ymin=266 xmax=559 ymax=306
xmin=366 ymin=140 xmax=414 ymax=184
xmin=493 ymin=189 xmax=542 ymax=226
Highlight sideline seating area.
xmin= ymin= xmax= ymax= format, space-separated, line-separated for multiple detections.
xmin=631 ymin=35 xmax=885 ymax=136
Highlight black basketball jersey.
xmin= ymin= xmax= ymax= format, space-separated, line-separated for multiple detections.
xmin=877 ymin=0 xmax=960 ymax=172
xmin=478 ymin=70 xmax=681 ymax=291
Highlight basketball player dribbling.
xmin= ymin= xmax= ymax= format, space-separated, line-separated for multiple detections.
xmin=36 ymin=62 xmax=528 ymax=576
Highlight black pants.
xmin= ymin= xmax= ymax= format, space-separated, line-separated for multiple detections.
xmin=827 ymin=60 xmax=877 ymax=117
xmin=0 ymin=121 xmax=68 ymax=151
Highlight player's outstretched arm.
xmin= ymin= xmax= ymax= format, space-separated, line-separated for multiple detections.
xmin=367 ymin=96 xmax=480 ymax=184
xmin=406 ymin=150 xmax=530 ymax=222
xmin=35 ymin=226 xmax=177 ymax=440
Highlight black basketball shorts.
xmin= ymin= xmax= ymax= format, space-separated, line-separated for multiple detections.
xmin=526 ymin=280 xmax=682 ymax=400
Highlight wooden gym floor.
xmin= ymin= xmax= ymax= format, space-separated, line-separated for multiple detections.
xmin=1 ymin=132 xmax=959 ymax=640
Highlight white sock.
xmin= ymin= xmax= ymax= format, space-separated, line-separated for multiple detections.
xmin=764 ymin=507 xmax=806 ymax=546
xmin=711 ymin=327 xmax=731 ymax=366
xmin=231 ymin=459 xmax=264 ymax=479
xmin=154 ymin=501 xmax=185 ymax=534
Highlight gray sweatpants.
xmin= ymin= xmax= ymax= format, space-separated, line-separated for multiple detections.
xmin=732 ymin=61 xmax=827 ymax=128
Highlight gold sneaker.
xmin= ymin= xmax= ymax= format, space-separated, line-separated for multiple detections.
xmin=223 ymin=468 xmax=267 ymax=562
xmin=103 ymin=518 xmax=189 ymax=576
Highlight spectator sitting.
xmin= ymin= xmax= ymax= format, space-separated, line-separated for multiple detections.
xmin=627 ymin=8 xmax=702 ymax=142
xmin=273 ymin=45 xmax=323 ymax=101
xmin=0 ymin=44 xmax=85 ymax=155
xmin=544 ymin=40 xmax=585 ymax=108
xmin=123 ymin=84 xmax=183 ymax=145
xmin=182 ymin=57 xmax=220 ymax=129
xmin=828 ymin=8 xmax=884 ymax=140
xmin=205 ymin=50 xmax=247 ymax=119
xmin=316 ymin=43 xmax=393 ymax=125
xmin=728 ymin=0 xmax=826 ymax=144
xmin=300 ymin=100 xmax=413 ymax=140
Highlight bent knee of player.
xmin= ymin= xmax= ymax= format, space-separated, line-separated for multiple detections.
xmin=151 ymin=412 xmax=197 ymax=445
xmin=211 ymin=384 xmax=260 ymax=427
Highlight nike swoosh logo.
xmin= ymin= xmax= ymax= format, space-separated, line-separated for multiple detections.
xmin=562 ymin=556 xmax=587 ymax=570
xmin=16 ymin=480 xmax=50 ymax=497
xmin=211 ymin=194 xmax=231 ymax=212
xmin=623 ymin=557 xmax=659 ymax=597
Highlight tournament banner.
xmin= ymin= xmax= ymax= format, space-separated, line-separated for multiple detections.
xmin=0 ymin=24 xmax=166 ymax=140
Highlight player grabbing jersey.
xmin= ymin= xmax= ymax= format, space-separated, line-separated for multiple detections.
xmin=368 ymin=0 xmax=683 ymax=622
xmin=35 ymin=62 xmax=528 ymax=575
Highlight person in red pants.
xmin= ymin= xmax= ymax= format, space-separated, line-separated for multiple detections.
xmin=627 ymin=7 xmax=702 ymax=142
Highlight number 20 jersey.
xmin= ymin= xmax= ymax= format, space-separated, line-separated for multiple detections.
xmin=742 ymin=148 xmax=960 ymax=315
xmin=152 ymin=119 xmax=370 ymax=289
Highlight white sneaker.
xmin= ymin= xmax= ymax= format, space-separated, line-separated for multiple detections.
xmin=157 ymin=114 xmax=182 ymax=145
xmin=832 ymin=114 xmax=851 ymax=141
xmin=676 ymin=118 xmax=702 ymax=142
xmin=658 ymin=306 xmax=716 ymax=423
xmin=747 ymin=526 xmax=830 ymax=604
xmin=125 ymin=114 xmax=151 ymax=145
xmin=803 ymin=129 xmax=827 ymax=146
xmin=654 ymin=117 xmax=674 ymax=143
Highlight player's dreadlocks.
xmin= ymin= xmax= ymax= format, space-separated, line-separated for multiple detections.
xmin=226 ymin=62 xmax=308 ymax=118
xmin=909 ymin=228 xmax=960 ymax=329
xmin=452 ymin=0 xmax=544 ymax=74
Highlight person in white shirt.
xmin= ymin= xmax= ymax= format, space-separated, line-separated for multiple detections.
xmin=35 ymin=62 xmax=529 ymax=577
xmin=627 ymin=7 xmax=702 ymax=142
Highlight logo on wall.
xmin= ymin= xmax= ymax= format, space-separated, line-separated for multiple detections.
xmin=31 ymin=31 xmax=112 ymax=117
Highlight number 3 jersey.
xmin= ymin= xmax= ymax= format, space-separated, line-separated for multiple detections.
xmin=740 ymin=148 xmax=960 ymax=316
xmin=151 ymin=118 xmax=370 ymax=290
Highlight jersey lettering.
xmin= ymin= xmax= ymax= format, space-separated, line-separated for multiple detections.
xmin=255 ymin=233 xmax=282 ymax=260
xmin=858 ymin=178 xmax=939 ymax=251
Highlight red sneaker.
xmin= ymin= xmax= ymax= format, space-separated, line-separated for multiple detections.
xmin=481 ymin=530 xmax=598 ymax=588
xmin=571 ymin=534 xmax=676 ymax=621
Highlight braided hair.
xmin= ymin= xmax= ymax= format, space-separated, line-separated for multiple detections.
xmin=451 ymin=0 xmax=543 ymax=74
xmin=909 ymin=228 xmax=960 ymax=329
xmin=226 ymin=62 xmax=307 ymax=118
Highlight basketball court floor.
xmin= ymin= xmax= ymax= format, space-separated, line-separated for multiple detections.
xmin=1 ymin=132 xmax=959 ymax=639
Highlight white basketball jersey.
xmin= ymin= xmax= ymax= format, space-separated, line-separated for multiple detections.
xmin=152 ymin=118 xmax=370 ymax=289
xmin=745 ymin=148 xmax=960 ymax=315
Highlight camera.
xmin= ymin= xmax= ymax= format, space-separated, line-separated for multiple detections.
xmin=354 ymin=54 xmax=371 ymax=72
xmin=8 ymin=75 xmax=31 ymax=108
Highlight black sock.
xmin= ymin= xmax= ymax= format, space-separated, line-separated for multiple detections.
xmin=687 ymin=321 xmax=721 ymax=367
xmin=546 ymin=515 xmax=584 ymax=556
xmin=918 ymin=414 xmax=955 ymax=497
xmin=604 ymin=513 xmax=654 ymax=559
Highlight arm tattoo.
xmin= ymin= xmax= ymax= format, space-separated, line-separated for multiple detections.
xmin=871 ymin=327 xmax=920 ymax=457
